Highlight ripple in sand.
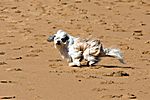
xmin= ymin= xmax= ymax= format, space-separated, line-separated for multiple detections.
xmin=0 ymin=61 xmax=7 ymax=65
xmin=103 ymin=71 xmax=129 ymax=77
xmin=0 ymin=51 xmax=5 ymax=55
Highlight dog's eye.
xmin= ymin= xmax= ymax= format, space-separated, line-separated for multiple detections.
xmin=61 ymin=36 xmax=69 ymax=42
xmin=61 ymin=38 xmax=66 ymax=42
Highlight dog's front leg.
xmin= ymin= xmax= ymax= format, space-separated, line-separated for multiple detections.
xmin=68 ymin=50 xmax=82 ymax=67
xmin=69 ymin=59 xmax=81 ymax=67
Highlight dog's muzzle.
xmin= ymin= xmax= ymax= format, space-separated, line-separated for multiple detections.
xmin=56 ymin=41 xmax=61 ymax=45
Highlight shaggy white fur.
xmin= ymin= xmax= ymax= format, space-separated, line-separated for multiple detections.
xmin=48 ymin=30 xmax=124 ymax=67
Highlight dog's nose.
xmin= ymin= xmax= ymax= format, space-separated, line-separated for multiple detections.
xmin=56 ymin=41 xmax=61 ymax=45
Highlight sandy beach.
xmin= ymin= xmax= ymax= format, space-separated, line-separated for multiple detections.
xmin=0 ymin=0 xmax=150 ymax=100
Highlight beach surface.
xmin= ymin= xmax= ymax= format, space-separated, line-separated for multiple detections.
xmin=0 ymin=0 xmax=150 ymax=100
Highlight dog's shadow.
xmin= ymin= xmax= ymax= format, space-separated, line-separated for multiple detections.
xmin=78 ymin=64 xmax=135 ymax=69
xmin=99 ymin=65 xmax=135 ymax=69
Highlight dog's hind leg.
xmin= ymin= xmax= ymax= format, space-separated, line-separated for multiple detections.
xmin=83 ymin=51 xmax=99 ymax=66
xmin=86 ymin=56 xmax=99 ymax=66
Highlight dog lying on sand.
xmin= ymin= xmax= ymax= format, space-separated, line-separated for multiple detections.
xmin=47 ymin=30 xmax=124 ymax=67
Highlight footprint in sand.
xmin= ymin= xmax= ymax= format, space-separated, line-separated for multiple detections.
xmin=0 ymin=96 xmax=16 ymax=99
xmin=0 ymin=51 xmax=5 ymax=55
xmin=101 ymin=94 xmax=137 ymax=99
xmin=0 ymin=61 xmax=7 ymax=65
xmin=34 ymin=34 xmax=46 ymax=41
xmin=132 ymin=29 xmax=143 ymax=36
xmin=34 ymin=34 xmax=46 ymax=38
xmin=30 ymin=49 xmax=43 ymax=53
xmin=145 ymin=11 xmax=150 ymax=15
xmin=25 ymin=48 xmax=44 ymax=57
xmin=49 ymin=63 xmax=63 ymax=68
xmin=8 ymin=57 xmax=22 ymax=60
xmin=142 ymin=51 xmax=150 ymax=55
xmin=6 ymin=35 xmax=15 ymax=38
xmin=12 ymin=45 xmax=34 ymax=51
xmin=92 ymin=88 xmax=107 ymax=92
xmin=100 ymin=80 xmax=115 ymax=85
xmin=119 ymin=43 xmax=134 ymax=50
xmin=100 ymin=80 xmax=124 ymax=85
xmin=101 ymin=94 xmax=123 ymax=99
xmin=103 ymin=71 xmax=129 ymax=77
xmin=122 ymin=93 xmax=137 ymax=99
xmin=21 ymin=45 xmax=33 ymax=48
xmin=48 ymin=59 xmax=62 ymax=62
xmin=25 ymin=54 xmax=39 ymax=57
xmin=0 ymin=80 xmax=15 ymax=84
xmin=0 ymin=41 xmax=11 ymax=45
xmin=145 ymin=40 xmax=150 ymax=44
xmin=5 ymin=68 xmax=22 ymax=72
xmin=12 ymin=47 xmax=21 ymax=50
xmin=93 ymin=1 xmax=101 ymax=6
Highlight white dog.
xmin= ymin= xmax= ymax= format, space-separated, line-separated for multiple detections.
xmin=47 ymin=30 xmax=124 ymax=67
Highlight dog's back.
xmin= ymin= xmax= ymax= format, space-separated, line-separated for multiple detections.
xmin=72 ymin=38 xmax=124 ymax=65
xmin=73 ymin=39 xmax=101 ymax=56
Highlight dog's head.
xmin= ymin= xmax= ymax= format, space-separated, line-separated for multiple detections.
xmin=47 ymin=30 xmax=69 ymax=46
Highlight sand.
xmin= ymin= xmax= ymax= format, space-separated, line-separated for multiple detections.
xmin=0 ymin=0 xmax=150 ymax=100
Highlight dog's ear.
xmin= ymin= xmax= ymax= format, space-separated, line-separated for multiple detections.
xmin=47 ymin=35 xmax=55 ymax=42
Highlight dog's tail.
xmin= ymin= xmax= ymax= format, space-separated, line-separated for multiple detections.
xmin=100 ymin=45 xmax=125 ymax=64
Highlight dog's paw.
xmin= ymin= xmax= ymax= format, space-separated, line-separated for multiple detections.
xmin=88 ymin=61 xmax=97 ymax=66
xmin=69 ymin=62 xmax=81 ymax=67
